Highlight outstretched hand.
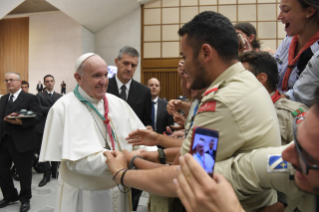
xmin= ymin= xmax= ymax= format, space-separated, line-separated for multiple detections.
xmin=126 ymin=129 xmax=159 ymax=146
xmin=174 ymin=154 xmax=244 ymax=212
xmin=104 ymin=150 xmax=128 ymax=184
xmin=167 ymin=100 xmax=182 ymax=115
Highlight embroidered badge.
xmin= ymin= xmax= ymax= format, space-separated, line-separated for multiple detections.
xmin=293 ymin=207 xmax=301 ymax=212
xmin=198 ymin=101 xmax=216 ymax=113
xmin=292 ymin=108 xmax=306 ymax=117
xmin=267 ymin=155 xmax=288 ymax=173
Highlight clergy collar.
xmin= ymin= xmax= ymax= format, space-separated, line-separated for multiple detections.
xmin=78 ymin=85 xmax=102 ymax=104
xmin=153 ymin=96 xmax=158 ymax=103
xmin=115 ymin=75 xmax=132 ymax=92
xmin=10 ymin=88 xmax=22 ymax=99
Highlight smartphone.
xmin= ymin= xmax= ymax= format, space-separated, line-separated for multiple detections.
xmin=237 ymin=33 xmax=246 ymax=49
xmin=190 ymin=127 xmax=219 ymax=177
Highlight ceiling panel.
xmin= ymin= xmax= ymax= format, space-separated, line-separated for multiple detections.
xmin=0 ymin=0 xmax=25 ymax=19
xmin=8 ymin=0 xmax=59 ymax=15
xmin=45 ymin=0 xmax=140 ymax=33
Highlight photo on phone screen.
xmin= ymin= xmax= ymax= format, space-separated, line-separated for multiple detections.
xmin=190 ymin=127 xmax=219 ymax=177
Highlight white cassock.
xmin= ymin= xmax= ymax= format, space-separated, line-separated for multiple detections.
xmin=193 ymin=153 xmax=215 ymax=173
xmin=39 ymin=86 xmax=157 ymax=212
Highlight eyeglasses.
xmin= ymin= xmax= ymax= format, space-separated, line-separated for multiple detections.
xmin=4 ymin=79 xmax=20 ymax=83
xmin=293 ymin=116 xmax=319 ymax=175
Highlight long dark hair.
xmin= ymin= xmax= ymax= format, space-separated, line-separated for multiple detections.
xmin=234 ymin=22 xmax=261 ymax=50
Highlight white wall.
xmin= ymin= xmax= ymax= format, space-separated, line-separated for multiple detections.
xmin=29 ymin=12 xmax=95 ymax=95
xmin=95 ymin=7 xmax=141 ymax=82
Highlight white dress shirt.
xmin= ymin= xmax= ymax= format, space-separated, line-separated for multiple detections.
xmin=115 ymin=75 xmax=132 ymax=100
xmin=9 ymin=88 xmax=22 ymax=103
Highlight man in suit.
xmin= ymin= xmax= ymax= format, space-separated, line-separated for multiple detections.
xmin=0 ymin=72 xmax=41 ymax=212
xmin=205 ymin=139 xmax=216 ymax=159
xmin=107 ymin=46 xmax=152 ymax=211
xmin=147 ymin=78 xmax=174 ymax=135
xmin=107 ymin=46 xmax=152 ymax=128
xmin=36 ymin=81 xmax=43 ymax=93
xmin=36 ymin=75 xmax=62 ymax=187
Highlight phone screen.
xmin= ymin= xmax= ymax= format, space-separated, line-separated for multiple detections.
xmin=190 ymin=127 xmax=219 ymax=177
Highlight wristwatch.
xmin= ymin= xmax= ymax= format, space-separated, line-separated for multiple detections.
xmin=158 ymin=148 xmax=166 ymax=164
xmin=129 ymin=155 xmax=143 ymax=170
xmin=278 ymin=199 xmax=288 ymax=208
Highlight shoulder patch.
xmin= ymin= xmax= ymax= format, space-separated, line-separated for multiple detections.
xmin=203 ymin=87 xmax=218 ymax=96
xmin=198 ymin=101 xmax=216 ymax=113
xmin=267 ymin=155 xmax=288 ymax=173
xmin=292 ymin=108 xmax=306 ymax=117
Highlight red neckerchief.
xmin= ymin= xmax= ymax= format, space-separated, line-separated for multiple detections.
xmin=281 ymin=31 xmax=319 ymax=91
xmin=271 ymin=90 xmax=281 ymax=104
xmin=103 ymin=96 xmax=115 ymax=151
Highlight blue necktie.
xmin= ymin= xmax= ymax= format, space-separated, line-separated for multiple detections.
xmin=49 ymin=93 xmax=53 ymax=100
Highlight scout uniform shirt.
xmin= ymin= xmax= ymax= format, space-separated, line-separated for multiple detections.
xmin=215 ymin=144 xmax=317 ymax=212
xmin=271 ymin=92 xmax=309 ymax=145
xmin=180 ymin=62 xmax=281 ymax=160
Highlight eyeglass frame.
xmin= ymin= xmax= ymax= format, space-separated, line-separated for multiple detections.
xmin=4 ymin=79 xmax=20 ymax=83
xmin=293 ymin=116 xmax=319 ymax=175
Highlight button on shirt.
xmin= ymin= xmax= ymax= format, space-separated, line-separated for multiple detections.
xmin=115 ymin=75 xmax=131 ymax=100
xmin=8 ymin=88 xmax=22 ymax=103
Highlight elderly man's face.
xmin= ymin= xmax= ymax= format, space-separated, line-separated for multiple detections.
xmin=196 ymin=143 xmax=205 ymax=156
xmin=282 ymin=107 xmax=319 ymax=195
xmin=75 ymin=56 xmax=109 ymax=100
xmin=115 ymin=53 xmax=138 ymax=84
xmin=5 ymin=74 xmax=21 ymax=94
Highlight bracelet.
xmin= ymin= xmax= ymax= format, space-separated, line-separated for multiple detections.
xmin=278 ymin=199 xmax=288 ymax=208
xmin=121 ymin=169 xmax=129 ymax=187
xmin=158 ymin=148 xmax=166 ymax=164
xmin=112 ymin=168 xmax=126 ymax=181
xmin=129 ymin=155 xmax=143 ymax=169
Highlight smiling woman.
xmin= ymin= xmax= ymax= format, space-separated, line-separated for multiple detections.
xmin=275 ymin=0 xmax=319 ymax=97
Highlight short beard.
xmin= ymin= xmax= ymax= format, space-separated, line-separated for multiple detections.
xmin=190 ymin=59 xmax=211 ymax=90
xmin=292 ymin=165 xmax=319 ymax=195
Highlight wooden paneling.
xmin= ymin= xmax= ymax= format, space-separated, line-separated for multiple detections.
xmin=9 ymin=0 xmax=59 ymax=15
xmin=0 ymin=18 xmax=29 ymax=95
xmin=143 ymin=69 xmax=183 ymax=101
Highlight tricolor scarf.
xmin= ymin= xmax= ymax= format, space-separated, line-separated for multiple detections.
xmin=281 ymin=31 xmax=319 ymax=91
xmin=73 ymin=84 xmax=116 ymax=150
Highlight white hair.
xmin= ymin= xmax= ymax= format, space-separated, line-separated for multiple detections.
xmin=5 ymin=72 xmax=21 ymax=80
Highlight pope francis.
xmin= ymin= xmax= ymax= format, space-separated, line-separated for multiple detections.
xmin=39 ymin=53 xmax=157 ymax=212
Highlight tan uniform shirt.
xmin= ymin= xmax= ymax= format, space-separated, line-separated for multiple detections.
xmin=180 ymin=62 xmax=281 ymax=160
xmin=215 ymin=145 xmax=316 ymax=212
xmin=271 ymin=93 xmax=309 ymax=145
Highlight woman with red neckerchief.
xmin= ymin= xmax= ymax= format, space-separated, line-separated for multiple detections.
xmin=276 ymin=0 xmax=319 ymax=99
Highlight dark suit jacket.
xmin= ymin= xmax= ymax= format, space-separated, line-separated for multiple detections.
xmin=35 ymin=91 xmax=62 ymax=133
xmin=155 ymin=98 xmax=174 ymax=134
xmin=205 ymin=149 xmax=216 ymax=159
xmin=36 ymin=84 xmax=43 ymax=92
xmin=0 ymin=91 xmax=42 ymax=153
xmin=107 ymin=77 xmax=152 ymax=126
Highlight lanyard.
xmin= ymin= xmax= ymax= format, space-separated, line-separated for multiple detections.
xmin=185 ymin=100 xmax=199 ymax=138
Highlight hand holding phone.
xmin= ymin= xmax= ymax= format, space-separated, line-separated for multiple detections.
xmin=190 ymin=127 xmax=219 ymax=177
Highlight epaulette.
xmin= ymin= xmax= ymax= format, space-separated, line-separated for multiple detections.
xmin=203 ymin=87 xmax=218 ymax=96
xmin=291 ymin=108 xmax=306 ymax=117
